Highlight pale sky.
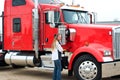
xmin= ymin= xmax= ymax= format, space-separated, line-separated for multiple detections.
xmin=0 ymin=0 xmax=4 ymax=13
xmin=0 ymin=0 xmax=4 ymax=34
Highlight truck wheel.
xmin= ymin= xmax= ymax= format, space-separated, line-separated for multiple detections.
xmin=73 ymin=54 xmax=101 ymax=80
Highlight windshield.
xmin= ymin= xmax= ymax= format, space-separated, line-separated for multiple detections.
xmin=63 ymin=10 xmax=90 ymax=24
xmin=32 ymin=0 xmax=52 ymax=4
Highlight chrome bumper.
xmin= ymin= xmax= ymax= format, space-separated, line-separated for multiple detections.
xmin=102 ymin=61 xmax=120 ymax=78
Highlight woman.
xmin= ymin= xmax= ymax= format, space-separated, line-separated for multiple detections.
xmin=51 ymin=34 xmax=63 ymax=80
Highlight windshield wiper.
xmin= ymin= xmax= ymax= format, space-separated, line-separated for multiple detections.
xmin=79 ymin=13 xmax=88 ymax=24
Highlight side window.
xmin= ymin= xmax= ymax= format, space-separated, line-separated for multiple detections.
xmin=45 ymin=11 xmax=60 ymax=24
xmin=45 ymin=13 xmax=49 ymax=24
xmin=12 ymin=0 xmax=26 ymax=6
xmin=13 ymin=18 xmax=21 ymax=32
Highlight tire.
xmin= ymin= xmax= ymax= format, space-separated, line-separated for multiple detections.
xmin=73 ymin=54 xmax=101 ymax=80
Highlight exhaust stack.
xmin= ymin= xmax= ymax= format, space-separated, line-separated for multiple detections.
xmin=33 ymin=0 xmax=39 ymax=59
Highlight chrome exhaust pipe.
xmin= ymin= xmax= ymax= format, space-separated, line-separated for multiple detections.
xmin=33 ymin=0 xmax=39 ymax=59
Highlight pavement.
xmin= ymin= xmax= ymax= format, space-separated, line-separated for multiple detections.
xmin=0 ymin=66 xmax=120 ymax=80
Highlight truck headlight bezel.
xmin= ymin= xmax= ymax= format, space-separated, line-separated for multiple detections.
xmin=104 ymin=50 xmax=111 ymax=56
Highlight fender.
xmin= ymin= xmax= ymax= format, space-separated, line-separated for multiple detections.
xmin=68 ymin=45 xmax=104 ymax=70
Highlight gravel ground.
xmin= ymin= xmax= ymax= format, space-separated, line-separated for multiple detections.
xmin=0 ymin=66 xmax=120 ymax=80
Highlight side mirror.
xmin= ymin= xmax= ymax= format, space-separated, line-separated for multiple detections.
xmin=88 ymin=12 xmax=97 ymax=24
xmin=47 ymin=11 xmax=55 ymax=27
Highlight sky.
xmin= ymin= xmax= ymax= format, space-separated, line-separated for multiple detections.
xmin=0 ymin=0 xmax=4 ymax=34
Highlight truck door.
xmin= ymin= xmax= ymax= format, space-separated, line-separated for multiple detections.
xmin=43 ymin=10 xmax=61 ymax=48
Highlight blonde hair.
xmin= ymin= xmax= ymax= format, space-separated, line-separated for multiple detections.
xmin=51 ymin=34 xmax=61 ymax=50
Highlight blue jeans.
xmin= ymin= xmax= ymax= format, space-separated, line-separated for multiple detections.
xmin=53 ymin=60 xmax=61 ymax=80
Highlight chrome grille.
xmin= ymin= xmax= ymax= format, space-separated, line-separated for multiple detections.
xmin=113 ymin=27 xmax=120 ymax=59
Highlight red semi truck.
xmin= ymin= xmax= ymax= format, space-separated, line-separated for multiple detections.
xmin=1 ymin=0 xmax=120 ymax=80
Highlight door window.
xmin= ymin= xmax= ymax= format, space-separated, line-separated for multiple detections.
xmin=13 ymin=18 xmax=21 ymax=32
xmin=12 ymin=0 xmax=26 ymax=6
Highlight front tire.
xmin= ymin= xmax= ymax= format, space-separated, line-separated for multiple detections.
xmin=73 ymin=54 xmax=101 ymax=80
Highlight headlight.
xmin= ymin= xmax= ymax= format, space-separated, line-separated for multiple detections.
xmin=104 ymin=50 xmax=111 ymax=56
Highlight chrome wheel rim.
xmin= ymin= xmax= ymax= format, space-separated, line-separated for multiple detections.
xmin=79 ymin=61 xmax=97 ymax=80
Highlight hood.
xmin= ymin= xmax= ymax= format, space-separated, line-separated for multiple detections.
xmin=66 ymin=24 xmax=117 ymax=51
xmin=67 ymin=24 xmax=116 ymax=30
